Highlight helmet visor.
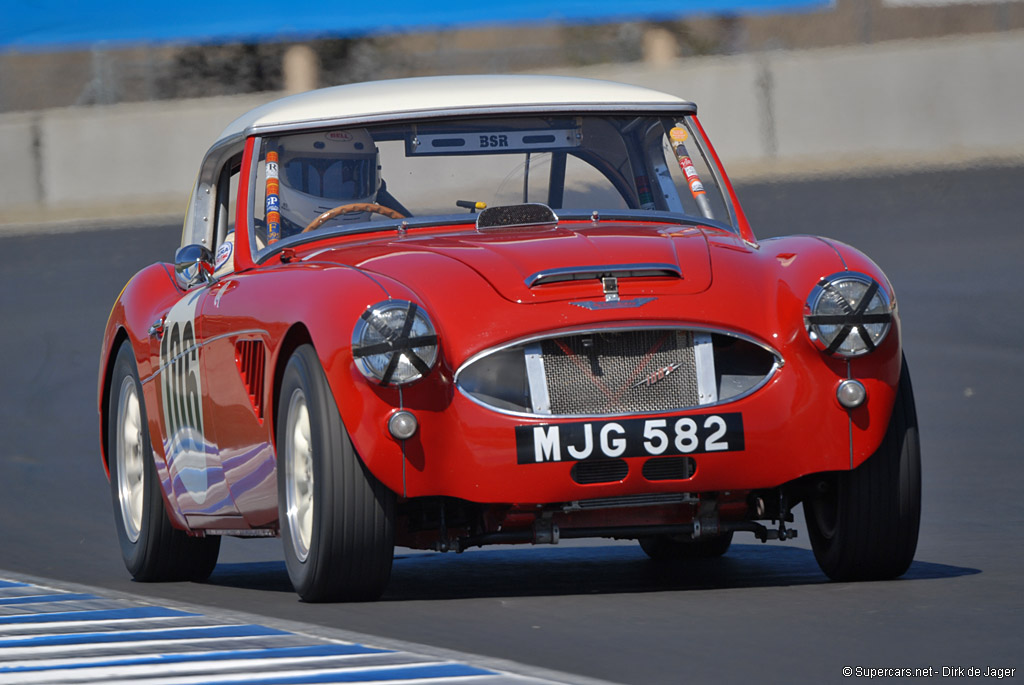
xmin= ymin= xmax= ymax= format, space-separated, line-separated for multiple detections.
xmin=282 ymin=156 xmax=376 ymax=202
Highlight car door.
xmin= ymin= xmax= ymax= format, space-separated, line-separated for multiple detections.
xmin=153 ymin=284 xmax=242 ymax=525
xmin=150 ymin=145 xmax=250 ymax=527
xmin=197 ymin=276 xmax=279 ymax=529
xmin=189 ymin=153 xmax=280 ymax=530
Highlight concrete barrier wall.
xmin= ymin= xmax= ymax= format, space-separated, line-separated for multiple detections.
xmin=2 ymin=30 xmax=1022 ymax=226
xmin=770 ymin=35 xmax=1024 ymax=161
xmin=39 ymin=96 xmax=261 ymax=206
xmin=561 ymin=30 xmax=1024 ymax=173
xmin=4 ymin=94 xmax=269 ymax=224
xmin=0 ymin=113 xmax=41 ymax=209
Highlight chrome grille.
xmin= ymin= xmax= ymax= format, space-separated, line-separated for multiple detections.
xmin=456 ymin=327 xmax=779 ymax=418
xmin=540 ymin=330 xmax=699 ymax=415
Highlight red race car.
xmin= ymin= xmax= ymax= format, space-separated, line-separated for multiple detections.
xmin=98 ymin=75 xmax=920 ymax=601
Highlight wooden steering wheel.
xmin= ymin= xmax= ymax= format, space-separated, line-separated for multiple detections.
xmin=301 ymin=203 xmax=407 ymax=233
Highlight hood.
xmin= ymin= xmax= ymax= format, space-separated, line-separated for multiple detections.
xmin=344 ymin=222 xmax=714 ymax=304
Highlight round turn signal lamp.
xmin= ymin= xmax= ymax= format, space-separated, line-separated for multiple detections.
xmin=388 ymin=410 xmax=418 ymax=440
xmin=836 ymin=379 xmax=867 ymax=409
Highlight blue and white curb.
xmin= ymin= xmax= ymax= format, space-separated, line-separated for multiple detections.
xmin=0 ymin=577 xmax=587 ymax=684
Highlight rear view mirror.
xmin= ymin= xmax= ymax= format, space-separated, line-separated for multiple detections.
xmin=174 ymin=244 xmax=215 ymax=289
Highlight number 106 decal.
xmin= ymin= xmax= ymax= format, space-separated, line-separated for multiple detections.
xmin=515 ymin=413 xmax=744 ymax=465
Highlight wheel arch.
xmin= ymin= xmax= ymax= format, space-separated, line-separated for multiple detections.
xmin=270 ymin=323 xmax=315 ymax=453
xmin=98 ymin=262 xmax=183 ymax=479
xmin=99 ymin=327 xmax=132 ymax=478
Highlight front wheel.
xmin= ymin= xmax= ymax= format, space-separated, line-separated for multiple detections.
xmin=804 ymin=356 xmax=921 ymax=581
xmin=108 ymin=341 xmax=220 ymax=581
xmin=277 ymin=344 xmax=395 ymax=602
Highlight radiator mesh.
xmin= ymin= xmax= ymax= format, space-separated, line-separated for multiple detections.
xmin=541 ymin=330 xmax=698 ymax=415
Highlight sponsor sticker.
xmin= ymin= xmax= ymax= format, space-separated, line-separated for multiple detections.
xmin=670 ymin=126 xmax=689 ymax=143
xmin=214 ymin=240 xmax=233 ymax=272
xmin=266 ymin=151 xmax=281 ymax=243
xmin=678 ymin=156 xmax=699 ymax=179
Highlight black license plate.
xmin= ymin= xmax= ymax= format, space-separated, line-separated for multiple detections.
xmin=515 ymin=413 xmax=744 ymax=464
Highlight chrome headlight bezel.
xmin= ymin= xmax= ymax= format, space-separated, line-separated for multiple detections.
xmin=351 ymin=300 xmax=439 ymax=386
xmin=804 ymin=272 xmax=893 ymax=358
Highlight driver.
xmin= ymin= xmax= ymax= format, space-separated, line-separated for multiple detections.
xmin=276 ymin=128 xmax=381 ymax=236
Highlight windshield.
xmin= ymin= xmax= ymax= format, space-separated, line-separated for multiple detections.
xmin=250 ymin=113 xmax=737 ymax=258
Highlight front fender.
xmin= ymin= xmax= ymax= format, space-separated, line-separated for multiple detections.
xmin=98 ymin=262 xmax=193 ymax=531
xmin=752 ymin=234 xmax=903 ymax=468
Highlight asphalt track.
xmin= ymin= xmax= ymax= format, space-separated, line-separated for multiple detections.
xmin=1 ymin=163 xmax=1022 ymax=683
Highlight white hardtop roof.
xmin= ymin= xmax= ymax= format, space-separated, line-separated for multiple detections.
xmin=217 ymin=74 xmax=695 ymax=144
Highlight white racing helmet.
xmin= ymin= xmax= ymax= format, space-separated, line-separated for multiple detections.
xmin=276 ymin=128 xmax=381 ymax=231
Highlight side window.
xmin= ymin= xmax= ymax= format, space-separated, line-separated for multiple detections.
xmin=212 ymin=155 xmax=242 ymax=277
xmin=181 ymin=145 xmax=244 ymax=254
xmin=213 ymin=160 xmax=240 ymax=245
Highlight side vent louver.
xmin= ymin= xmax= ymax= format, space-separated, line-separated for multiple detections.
xmin=235 ymin=340 xmax=266 ymax=422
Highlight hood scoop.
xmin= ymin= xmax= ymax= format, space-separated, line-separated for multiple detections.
xmin=477 ymin=203 xmax=558 ymax=232
xmin=345 ymin=220 xmax=713 ymax=305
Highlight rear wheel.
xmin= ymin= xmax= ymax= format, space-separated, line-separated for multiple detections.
xmin=639 ymin=532 xmax=734 ymax=560
xmin=277 ymin=344 xmax=395 ymax=602
xmin=108 ymin=341 xmax=220 ymax=581
xmin=804 ymin=356 xmax=921 ymax=581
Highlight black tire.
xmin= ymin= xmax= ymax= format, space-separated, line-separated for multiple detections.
xmin=804 ymin=356 xmax=921 ymax=581
xmin=277 ymin=344 xmax=395 ymax=602
xmin=108 ymin=341 xmax=220 ymax=582
xmin=639 ymin=531 xmax=734 ymax=560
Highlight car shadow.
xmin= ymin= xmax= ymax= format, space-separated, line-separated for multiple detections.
xmin=203 ymin=544 xmax=979 ymax=601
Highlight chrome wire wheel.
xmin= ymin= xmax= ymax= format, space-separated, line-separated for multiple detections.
xmin=284 ymin=388 xmax=314 ymax=563
xmin=115 ymin=375 xmax=145 ymax=543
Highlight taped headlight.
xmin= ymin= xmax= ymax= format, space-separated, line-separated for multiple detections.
xmin=804 ymin=272 xmax=893 ymax=357
xmin=352 ymin=300 xmax=439 ymax=386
